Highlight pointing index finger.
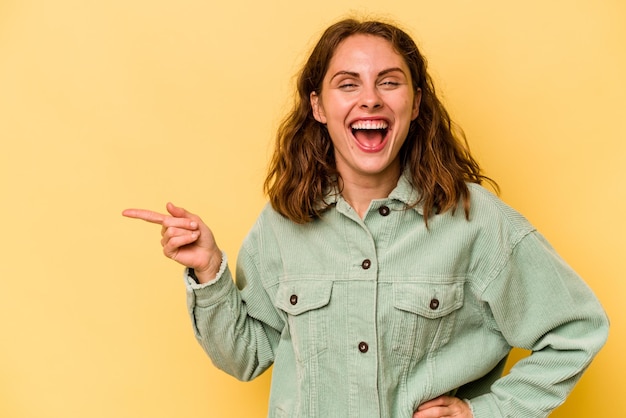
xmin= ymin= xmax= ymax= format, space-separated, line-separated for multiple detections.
xmin=122 ymin=208 xmax=168 ymax=225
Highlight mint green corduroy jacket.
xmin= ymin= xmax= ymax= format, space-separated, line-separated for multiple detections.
xmin=185 ymin=176 xmax=608 ymax=418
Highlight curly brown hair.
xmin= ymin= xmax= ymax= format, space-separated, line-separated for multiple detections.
xmin=264 ymin=18 xmax=496 ymax=224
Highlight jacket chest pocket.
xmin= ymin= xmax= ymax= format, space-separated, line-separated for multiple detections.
xmin=275 ymin=280 xmax=333 ymax=362
xmin=390 ymin=280 xmax=464 ymax=360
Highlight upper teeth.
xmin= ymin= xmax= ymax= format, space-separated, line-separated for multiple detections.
xmin=351 ymin=120 xmax=388 ymax=130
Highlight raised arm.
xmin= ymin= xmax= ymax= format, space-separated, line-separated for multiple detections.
xmin=122 ymin=202 xmax=222 ymax=283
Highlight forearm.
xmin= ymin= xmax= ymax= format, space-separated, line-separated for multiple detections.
xmin=185 ymin=264 xmax=281 ymax=381
xmin=468 ymin=328 xmax=606 ymax=417
xmin=469 ymin=233 xmax=609 ymax=417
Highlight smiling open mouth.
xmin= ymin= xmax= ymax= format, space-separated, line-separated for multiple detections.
xmin=351 ymin=120 xmax=389 ymax=152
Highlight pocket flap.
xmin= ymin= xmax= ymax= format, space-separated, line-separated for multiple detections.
xmin=275 ymin=280 xmax=333 ymax=315
xmin=394 ymin=281 xmax=463 ymax=319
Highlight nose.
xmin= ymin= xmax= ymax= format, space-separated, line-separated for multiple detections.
xmin=359 ymin=85 xmax=383 ymax=110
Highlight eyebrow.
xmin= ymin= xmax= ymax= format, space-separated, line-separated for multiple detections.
xmin=329 ymin=67 xmax=407 ymax=82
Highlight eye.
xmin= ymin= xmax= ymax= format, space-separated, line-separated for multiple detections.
xmin=379 ymin=80 xmax=401 ymax=89
xmin=338 ymin=82 xmax=359 ymax=91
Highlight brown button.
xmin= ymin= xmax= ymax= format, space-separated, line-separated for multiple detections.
xmin=379 ymin=205 xmax=390 ymax=216
xmin=361 ymin=259 xmax=371 ymax=270
xmin=290 ymin=294 xmax=298 ymax=305
xmin=358 ymin=342 xmax=369 ymax=353
xmin=429 ymin=298 xmax=440 ymax=310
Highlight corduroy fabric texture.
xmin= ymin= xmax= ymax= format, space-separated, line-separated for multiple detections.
xmin=185 ymin=175 xmax=608 ymax=418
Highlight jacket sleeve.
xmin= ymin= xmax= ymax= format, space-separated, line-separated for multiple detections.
xmin=185 ymin=245 xmax=284 ymax=382
xmin=467 ymin=231 xmax=609 ymax=417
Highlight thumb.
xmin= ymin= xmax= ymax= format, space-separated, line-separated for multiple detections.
xmin=166 ymin=202 xmax=191 ymax=218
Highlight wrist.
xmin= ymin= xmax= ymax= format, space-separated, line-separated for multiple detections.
xmin=193 ymin=251 xmax=223 ymax=284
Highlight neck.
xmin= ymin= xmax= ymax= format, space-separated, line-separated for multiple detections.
xmin=339 ymin=169 xmax=401 ymax=219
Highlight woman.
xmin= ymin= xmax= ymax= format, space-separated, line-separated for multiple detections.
xmin=123 ymin=19 xmax=608 ymax=418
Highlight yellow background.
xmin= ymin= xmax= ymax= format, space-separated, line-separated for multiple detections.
xmin=1 ymin=0 xmax=623 ymax=417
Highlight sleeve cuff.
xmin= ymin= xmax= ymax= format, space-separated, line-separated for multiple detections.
xmin=464 ymin=394 xmax=502 ymax=418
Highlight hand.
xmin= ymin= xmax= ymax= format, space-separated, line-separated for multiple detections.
xmin=122 ymin=202 xmax=222 ymax=283
xmin=413 ymin=396 xmax=473 ymax=418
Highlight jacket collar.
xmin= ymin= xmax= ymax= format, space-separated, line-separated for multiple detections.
xmin=322 ymin=171 xmax=424 ymax=215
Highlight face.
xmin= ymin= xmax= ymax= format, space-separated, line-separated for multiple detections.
xmin=310 ymin=34 xmax=421 ymax=185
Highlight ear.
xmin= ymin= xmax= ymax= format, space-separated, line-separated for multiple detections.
xmin=310 ymin=91 xmax=327 ymax=124
xmin=411 ymin=88 xmax=422 ymax=121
